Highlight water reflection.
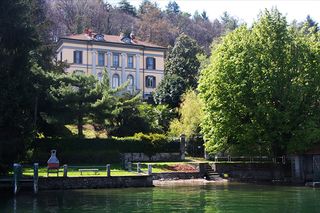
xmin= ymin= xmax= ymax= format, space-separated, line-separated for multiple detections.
xmin=1 ymin=183 xmax=320 ymax=213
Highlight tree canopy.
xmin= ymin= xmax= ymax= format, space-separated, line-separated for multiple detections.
xmin=0 ymin=0 xmax=38 ymax=167
xmin=166 ymin=1 xmax=180 ymax=14
xmin=199 ymin=9 xmax=320 ymax=156
xmin=169 ymin=90 xmax=204 ymax=140
xmin=118 ymin=0 xmax=136 ymax=16
xmin=154 ymin=34 xmax=202 ymax=108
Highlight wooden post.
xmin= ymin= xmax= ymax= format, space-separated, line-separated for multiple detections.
xmin=13 ymin=163 xmax=21 ymax=195
xmin=282 ymin=156 xmax=286 ymax=164
xmin=128 ymin=162 xmax=132 ymax=172
xmin=180 ymin=134 xmax=186 ymax=160
xmin=106 ymin=164 xmax=111 ymax=177
xmin=33 ymin=163 xmax=39 ymax=194
xmin=63 ymin=164 xmax=68 ymax=177
xmin=148 ymin=164 xmax=152 ymax=175
xmin=137 ymin=162 xmax=141 ymax=173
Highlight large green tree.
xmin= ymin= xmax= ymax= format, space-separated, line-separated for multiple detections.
xmin=199 ymin=9 xmax=320 ymax=156
xmin=165 ymin=33 xmax=202 ymax=88
xmin=49 ymin=73 xmax=99 ymax=137
xmin=92 ymin=69 xmax=160 ymax=137
xmin=154 ymin=34 xmax=202 ymax=108
xmin=0 ymin=0 xmax=38 ymax=169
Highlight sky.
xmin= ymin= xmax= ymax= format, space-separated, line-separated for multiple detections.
xmin=108 ymin=0 xmax=320 ymax=25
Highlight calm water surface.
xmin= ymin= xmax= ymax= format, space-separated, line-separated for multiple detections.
xmin=1 ymin=182 xmax=320 ymax=213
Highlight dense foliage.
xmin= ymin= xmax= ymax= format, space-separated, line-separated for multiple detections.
xmin=32 ymin=133 xmax=180 ymax=163
xmin=1 ymin=0 xmax=319 ymax=171
xmin=154 ymin=34 xmax=202 ymax=107
xmin=40 ymin=0 xmax=238 ymax=53
xmin=199 ymin=9 xmax=320 ymax=156
xmin=49 ymin=73 xmax=99 ymax=137
xmin=0 ymin=0 xmax=38 ymax=169
xmin=169 ymin=90 xmax=204 ymax=140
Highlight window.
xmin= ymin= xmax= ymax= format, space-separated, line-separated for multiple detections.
xmin=127 ymin=55 xmax=134 ymax=68
xmin=112 ymin=74 xmax=120 ymax=88
xmin=73 ymin=51 xmax=83 ymax=64
xmin=146 ymin=57 xmax=155 ymax=70
xmin=146 ymin=76 xmax=156 ymax=88
xmin=98 ymin=52 xmax=105 ymax=66
xmin=113 ymin=53 xmax=119 ymax=67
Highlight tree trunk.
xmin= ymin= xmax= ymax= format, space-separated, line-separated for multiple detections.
xmin=77 ymin=114 xmax=83 ymax=137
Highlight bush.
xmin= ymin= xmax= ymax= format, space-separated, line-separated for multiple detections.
xmin=31 ymin=134 xmax=180 ymax=164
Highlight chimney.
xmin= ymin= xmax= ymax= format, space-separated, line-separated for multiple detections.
xmin=130 ymin=31 xmax=135 ymax=40
xmin=84 ymin=28 xmax=93 ymax=38
xmin=130 ymin=24 xmax=136 ymax=41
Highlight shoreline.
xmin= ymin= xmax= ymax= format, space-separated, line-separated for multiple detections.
xmin=153 ymin=178 xmax=228 ymax=186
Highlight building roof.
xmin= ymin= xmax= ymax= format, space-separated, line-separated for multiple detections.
xmin=60 ymin=33 xmax=165 ymax=49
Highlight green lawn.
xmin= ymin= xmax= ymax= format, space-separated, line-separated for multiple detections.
xmin=20 ymin=162 xmax=197 ymax=177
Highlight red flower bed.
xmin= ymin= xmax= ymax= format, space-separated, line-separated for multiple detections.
xmin=166 ymin=164 xmax=197 ymax=172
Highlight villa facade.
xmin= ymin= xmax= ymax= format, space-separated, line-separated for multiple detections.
xmin=55 ymin=30 xmax=166 ymax=98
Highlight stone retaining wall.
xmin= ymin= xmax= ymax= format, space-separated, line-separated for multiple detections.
xmin=122 ymin=153 xmax=182 ymax=162
xmin=211 ymin=163 xmax=291 ymax=181
xmin=152 ymin=172 xmax=203 ymax=180
xmin=38 ymin=176 xmax=153 ymax=190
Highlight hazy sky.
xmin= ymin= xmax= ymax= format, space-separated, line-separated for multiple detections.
xmin=108 ymin=0 xmax=319 ymax=25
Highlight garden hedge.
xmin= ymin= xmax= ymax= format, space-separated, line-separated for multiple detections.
xmin=31 ymin=134 xmax=180 ymax=164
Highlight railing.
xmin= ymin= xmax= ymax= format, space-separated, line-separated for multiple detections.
xmin=211 ymin=155 xmax=288 ymax=164
xmin=11 ymin=162 xmax=153 ymax=195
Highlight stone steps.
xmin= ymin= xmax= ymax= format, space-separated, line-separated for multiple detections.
xmin=205 ymin=167 xmax=223 ymax=180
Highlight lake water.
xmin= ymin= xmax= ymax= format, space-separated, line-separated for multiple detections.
xmin=1 ymin=182 xmax=320 ymax=213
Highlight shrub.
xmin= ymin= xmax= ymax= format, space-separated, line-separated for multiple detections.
xmin=31 ymin=134 xmax=180 ymax=164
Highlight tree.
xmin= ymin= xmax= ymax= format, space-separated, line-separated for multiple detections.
xmin=201 ymin=11 xmax=209 ymax=21
xmin=199 ymin=9 xmax=320 ymax=156
xmin=118 ymin=0 xmax=136 ymax=16
xmin=165 ymin=34 xmax=202 ymax=88
xmin=137 ymin=1 xmax=177 ymax=46
xmin=106 ymin=92 xmax=145 ymax=136
xmin=166 ymin=1 xmax=180 ymax=14
xmin=138 ymin=103 xmax=175 ymax=133
xmin=221 ymin=11 xmax=238 ymax=32
xmin=92 ymin=69 xmax=154 ymax=137
xmin=169 ymin=90 xmax=204 ymax=140
xmin=302 ymin=15 xmax=319 ymax=34
xmin=0 ymin=0 xmax=38 ymax=169
xmin=154 ymin=34 xmax=202 ymax=108
xmin=154 ymin=74 xmax=186 ymax=108
xmin=49 ymin=73 xmax=99 ymax=137
xmin=193 ymin=10 xmax=201 ymax=22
